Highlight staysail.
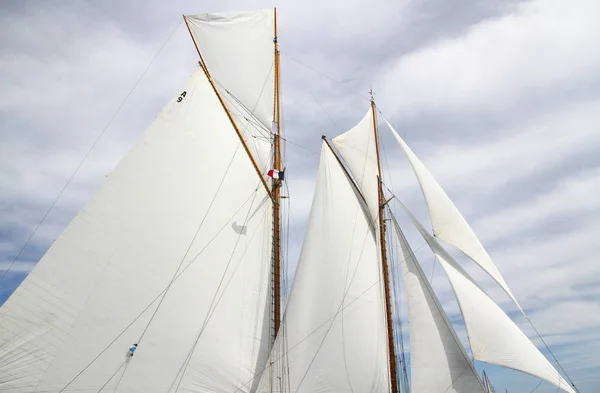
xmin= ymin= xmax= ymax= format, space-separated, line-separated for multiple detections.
xmin=400 ymin=203 xmax=576 ymax=393
xmin=332 ymin=109 xmax=380 ymax=225
xmin=257 ymin=142 xmax=390 ymax=392
xmin=0 ymin=12 xmax=276 ymax=393
xmin=390 ymin=213 xmax=485 ymax=393
xmin=385 ymin=120 xmax=521 ymax=310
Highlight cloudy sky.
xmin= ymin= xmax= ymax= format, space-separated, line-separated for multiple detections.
xmin=1 ymin=0 xmax=599 ymax=392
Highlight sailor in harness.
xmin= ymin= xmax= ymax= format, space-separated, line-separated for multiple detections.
xmin=128 ymin=343 xmax=138 ymax=357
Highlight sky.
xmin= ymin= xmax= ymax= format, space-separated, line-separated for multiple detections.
xmin=1 ymin=0 xmax=599 ymax=392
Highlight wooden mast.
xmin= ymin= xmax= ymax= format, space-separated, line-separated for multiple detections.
xmin=371 ymin=97 xmax=398 ymax=393
xmin=272 ymin=7 xmax=282 ymax=338
xmin=183 ymin=15 xmax=272 ymax=200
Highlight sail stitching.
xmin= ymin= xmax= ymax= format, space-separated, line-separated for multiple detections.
xmin=389 ymin=207 xmax=487 ymax=391
xmin=168 ymin=188 xmax=267 ymax=392
xmin=292 ymin=158 xmax=374 ymax=392
xmin=231 ymin=239 xmax=428 ymax=393
xmin=0 ymin=18 xmax=184 ymax=284
xmin=102 ymin=144 xmax=246 ymax=391
xmin=56 ymin=186 xmax=260 ymax=393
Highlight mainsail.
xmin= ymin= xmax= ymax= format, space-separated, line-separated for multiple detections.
xmin=257 ymin=142 xmax=390 ymax=392
xmin=0 ymin=7 xmax=579 ymax=393
xmin=0 ymin=9 xmax=278 ymax=393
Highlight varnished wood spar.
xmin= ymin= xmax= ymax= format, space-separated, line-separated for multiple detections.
xmin=272 ymin=7 xmax=282 ymax=337
xmin=183 ymin=15 xmax=272 ymax=200
xmin=321 ymin=136 xmax=368 ymax=208
xmin=371 ymin=99 xmax=399 ymax=393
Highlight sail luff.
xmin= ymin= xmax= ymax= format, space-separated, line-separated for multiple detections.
xmin=0 ymin=64 xmax=274 ymax=393
xmin=322 ymin=136 xmax=370 ymax=219
xmin=272 ymin=7 xmax=282 ymax=339
xmin=256 ymin=142 xmax=390 ymax=392
xmin=389 ymin=210 xmax=486 ymax=393
xmin=371 ymin=100 xmax=398 ymax=393
xmin=183 ymin=15 xmax=273 ymax=200
xmin=383 ymin=119 xmax=522 ymax=312
xmin=398 ymin=203 xmax=576 ymax=393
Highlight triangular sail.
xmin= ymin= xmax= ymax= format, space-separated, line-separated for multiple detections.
xmin=186 ymin=10 xmax=275 ymax=172
xmin=0 ymin=66 xmax=273 ymax=393
xmin=400 ymin=204 xmax=576 ymax=393
xmin=332 ymin=109 xmax=380 ymax=224
xmin=257 ymin=143 xmax=390 ymax=392
xmin=390 ymin=213 xmax=485 ymax=393
xmin=384 ymin=119 xmax=521 ymax=310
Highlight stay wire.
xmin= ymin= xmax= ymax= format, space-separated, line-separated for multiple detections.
xmin=169 ymin=188 xmax=265 ymax=393
xmin=231 ymin=239 xmax=428 ymax=393
xmin=377 ymin=122 xmax=579 ymax=391
xmin=134 ymin=143 xmax=242 ymax=345
xmin=106 ymin=144 xmax=245 ymax=393
xmin=0 ymin=18 xmax=184 ymax=282
xmin=387 ymin=206 xmax=487 ymax=392
xmin=281 ymin=52 xmax=371 ymax=103
xmin=94 ymin=358 xmax=129 ymax=393
xmin=57 ymin=187 xmax=259 ymax=393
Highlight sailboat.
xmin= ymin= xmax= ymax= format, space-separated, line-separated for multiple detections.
xmin=0 ymin=7 xmax=579 ymax=393
xmin=254 ymin=98 xmax=579 ymax=393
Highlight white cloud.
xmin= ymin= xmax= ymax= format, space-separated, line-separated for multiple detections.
xmin=377 ymin=0 xmax=600 ymax=116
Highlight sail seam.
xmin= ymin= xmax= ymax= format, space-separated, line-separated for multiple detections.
xmin=183 ymin=15 xmax=273 ymax=200
xmin=169 ymin=189 xmax=268 ymax=392
xmin=389 ymin=207 xmax=487 ymax=391
xmin=231 ymin=238 xmax=428 ymax=393
xmin=56 ymin=187 xmax=261 ymax=393
xmin=0 ymin=18 xmax=184 ymax=284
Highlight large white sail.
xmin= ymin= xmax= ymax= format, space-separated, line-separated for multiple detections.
xmin=332 ymin=109 xmax=380 ymax=224
xmin=186 ymin=10 xmax=276 ymax=172
xmin=257 ymin=143 xmax=390 ymax=392
xmin=390 ymin=213 xmax=485 ymax=393
xmin=0 ymin=65 xmax=273 ymax=392
xmin=384 ymin=120 xmax=521 ymax=310
xmin=400 ymin=204 xmax=576 ymax=393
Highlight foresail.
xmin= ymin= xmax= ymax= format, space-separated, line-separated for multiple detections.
xmin=185 ymin=10 xmax=275 ymax=172
xmin=384 ymin=119 xmax=521 ymax=310
xmin=400 ymin=204 xmax=576 ymax=393
xmin=0 ymin=67 xmax=272 ymax=393
xmin=332 ymin=109 xmax=380 ymax=224
xmin=257 ymin=143 xmax=390 ymax=392
xmin=390 ymin=213 xmax=485 ymax=393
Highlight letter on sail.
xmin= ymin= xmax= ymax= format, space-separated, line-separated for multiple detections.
xmin=390 ymin=213 xmax=485 ymax=393
xmin=385 ymin=119 xmax=521 ymax=311
xmin=257 ymin=143 xmax=390 ymax=392
xmin=401 ymin=204 xmax=576 ymax=393
xmin=0 ymin=13 xmax=275 ymax=392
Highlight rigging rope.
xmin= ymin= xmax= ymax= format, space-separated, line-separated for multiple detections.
xmin=57 ymin=187 xmax=260 ymax=392
xmin=169 ymin=192 xmax=267 ymax=392
xmin=376 ymin=108 xmax=579 ymax=392
xmin=281 ymin=52 xmax=371 ymax=103
xmin=231 ymin=240 xmax=428 ymax=393
xmin=0 ymin=18 xmax=184 ymax=282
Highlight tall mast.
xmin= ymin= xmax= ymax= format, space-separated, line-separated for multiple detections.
xmin=371 ymin=97 xmax=398 ymax=393
xmin=272 ymin=7 xmax=282 ymax=338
